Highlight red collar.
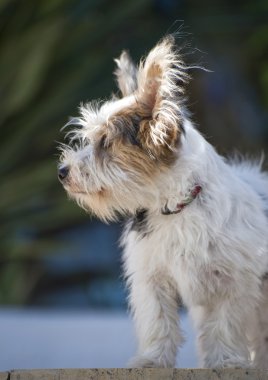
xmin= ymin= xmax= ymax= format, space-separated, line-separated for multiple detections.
xmin=161 ymin=185 xmax=202 ymax=215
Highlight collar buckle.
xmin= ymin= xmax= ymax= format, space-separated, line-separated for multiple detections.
xmin=161 ymin=185 xmax=202 ymax=215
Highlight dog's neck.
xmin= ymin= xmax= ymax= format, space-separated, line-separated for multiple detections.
xmin=153 ymin=119 xmax=230 ymax=217
xmin=161 ymin=184 xmax=202 ymax=215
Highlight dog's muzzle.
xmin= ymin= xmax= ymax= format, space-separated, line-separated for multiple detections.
xmin=58 ymin=165 xmax=69 ymax=182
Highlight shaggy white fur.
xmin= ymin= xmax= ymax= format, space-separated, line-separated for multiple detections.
xmin=59 ymin=36 xmax=268 ymax=368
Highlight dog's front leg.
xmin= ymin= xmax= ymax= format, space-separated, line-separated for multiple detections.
xmin=127 ymin=272 xmax=183 ymax=368
xmin=191 ymin=300 xmax=252 ymax=368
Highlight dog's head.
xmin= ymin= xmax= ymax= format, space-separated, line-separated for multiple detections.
xmin=58 ymin=36 xmax=189 ymax=221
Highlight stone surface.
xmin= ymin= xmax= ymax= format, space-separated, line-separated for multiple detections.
xmin=2 ymin=369 xmax=268 ymax=380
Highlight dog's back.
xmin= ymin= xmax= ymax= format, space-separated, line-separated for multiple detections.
xmin=230 ymin=159 xmax=268 ymax=217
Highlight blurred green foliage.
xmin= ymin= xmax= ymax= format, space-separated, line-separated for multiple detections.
xmin=0 ymin=0 xmax=267 ymax=305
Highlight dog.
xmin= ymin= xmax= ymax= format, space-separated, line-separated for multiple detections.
xmin=58 ymin=35 xmax=268 ymax=368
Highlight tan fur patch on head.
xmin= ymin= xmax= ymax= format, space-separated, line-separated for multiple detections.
xmin=97 ymin=111 xmax=161 ymax=176
xmin=105 ymin=103 xmax=178 ymax=168
xmin=137 ymin=102 xmax=181 ymax=165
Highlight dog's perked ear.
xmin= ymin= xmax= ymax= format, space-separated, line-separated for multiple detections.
xmin=136 ymin=36 xmax=189 ymax=161
xmin=114 ymin=51 xmax=138 ymax=97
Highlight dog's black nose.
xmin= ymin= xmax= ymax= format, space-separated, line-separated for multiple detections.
xmin=58 ymin=166 xmax=69 ymax=182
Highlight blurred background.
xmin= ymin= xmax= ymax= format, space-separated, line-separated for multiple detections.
xmin=0 ymin=0 xmax=267 ymax=370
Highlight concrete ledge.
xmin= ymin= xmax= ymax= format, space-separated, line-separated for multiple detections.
xmin=0 ymin=373 xmax=9 ymax=380
xmin=1 ymin=369 xmax=268 ymax=380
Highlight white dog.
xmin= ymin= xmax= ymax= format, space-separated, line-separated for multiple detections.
xmin=58 ymin=35 xmax=268 ymax=368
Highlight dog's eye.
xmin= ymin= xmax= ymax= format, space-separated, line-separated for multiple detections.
xmin=99 ymin=135 xmax=111 ymax=149
xmin=100 ymin=135 xmax=106 ymax=147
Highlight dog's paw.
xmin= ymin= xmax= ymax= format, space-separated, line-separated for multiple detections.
xmin=128 ymin=355 xmax=162 ymax=368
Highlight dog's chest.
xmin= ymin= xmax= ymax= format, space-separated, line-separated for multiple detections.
xmin=172 ymin=252 xmax=232 ymax=307
xmin=143 ymin=216 xmax=233 ymax=307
